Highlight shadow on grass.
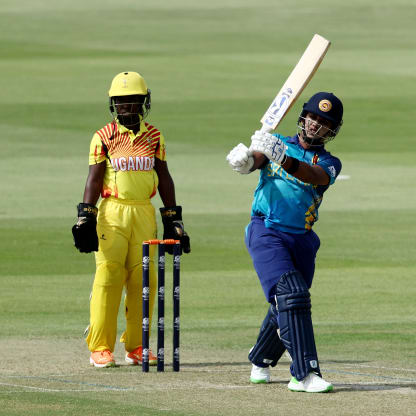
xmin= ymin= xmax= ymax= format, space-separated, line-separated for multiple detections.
xmin=335 ymin=383 xmax=416 ymax=392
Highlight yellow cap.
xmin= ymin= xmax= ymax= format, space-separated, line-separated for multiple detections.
xmin=108 ymin=72 xmax=148 ymax=97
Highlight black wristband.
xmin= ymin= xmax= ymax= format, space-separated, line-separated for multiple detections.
xmin=285 ymin=157 xmax=300 ymax=175
xmin=160 ymin=206 xmax=182 ymax=221
xmin=77 ymin=203 xmax=98 ymax=218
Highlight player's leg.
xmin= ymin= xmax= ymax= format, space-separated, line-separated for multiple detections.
xmin=87 ymin=199 xmax=129 ymax=367
xmin=122 ymin=202 xmax=158 ymax=364
xmin=290 ymin=229 xmax=321 ymax=289
xmin=275 ymin=270 xmax=332 ymax=392
xmin=248 ymin=304 xmax=286 ymax=383
xmin=245 ymin=218 xmax=294 ymax=382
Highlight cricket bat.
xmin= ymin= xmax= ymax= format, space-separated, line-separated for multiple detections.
xmin=260 ymin=34 xmax=331 ymax=133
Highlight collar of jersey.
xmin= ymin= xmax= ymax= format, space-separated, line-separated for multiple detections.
xmin=287 ymin=134 xmax=300 ymax=145
xmin=115 ymin=119 xmax=148 ymax=140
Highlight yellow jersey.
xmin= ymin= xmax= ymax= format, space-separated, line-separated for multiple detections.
xmin=89 ymin=120 xmax=166 ymax=201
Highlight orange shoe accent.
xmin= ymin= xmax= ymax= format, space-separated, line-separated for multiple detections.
xmin=90 ymin=350 xmax=116 ymax=368
xmin=125 ymin=346 xmax=157 ymax=366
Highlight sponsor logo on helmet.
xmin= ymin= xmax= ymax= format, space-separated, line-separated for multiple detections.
xmin=328 ymin=166 xmax=336 ymax=177
xmin=318 ymin=99 xmax=332 ymax=112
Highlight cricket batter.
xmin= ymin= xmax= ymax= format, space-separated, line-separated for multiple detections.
xmin=72 ymin=71 xmax=190 ymax=368
xmin=226 ymin=92 xmax=343 ymax=392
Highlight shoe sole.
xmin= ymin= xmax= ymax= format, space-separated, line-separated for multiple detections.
xmin=250 ymin=377 xmax=270 ymax=384
xmin=90 ymin=357 xmax=116 ymax=368
xmin=288 ymin=384 xmax=333 ymax=393
xmin=125 ymin=356 xmax=157 ymax=366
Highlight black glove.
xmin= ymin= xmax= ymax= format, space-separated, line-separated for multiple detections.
xmin=160 ymin=206 xmax=191 ymax=254
xmin=72 ymin=203 xmax=99 ymax=253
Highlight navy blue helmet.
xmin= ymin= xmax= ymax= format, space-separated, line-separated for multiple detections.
xmin=298 ymin=92 xmax=343 ymax=146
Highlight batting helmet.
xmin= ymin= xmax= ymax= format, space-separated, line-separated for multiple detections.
xmin=298 ymin=92 xmax=343 ymax=146
xmin=108 ymin=72 xmax=151 ymax=122
xmin=109 ymin=71 xmax=148 ymax=97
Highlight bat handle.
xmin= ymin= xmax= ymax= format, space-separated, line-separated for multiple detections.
xmin=260 ymin=124 xmax=273 ymax=134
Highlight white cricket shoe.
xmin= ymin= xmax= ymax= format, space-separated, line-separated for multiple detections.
xmin=250 ymin=364 xmax=270 ymax=384
xmin=288 ymin=372 xmax=333 ymax=393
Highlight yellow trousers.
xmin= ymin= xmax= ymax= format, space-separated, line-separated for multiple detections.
xmin=86 ymin=197 xmax=157 ymax=353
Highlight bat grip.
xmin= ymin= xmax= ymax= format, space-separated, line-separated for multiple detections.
xmin=260 ymin=124 xmax=273 ymax=134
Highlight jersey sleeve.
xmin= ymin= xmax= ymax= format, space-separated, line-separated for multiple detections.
xmin=155 ymin=132 xmax=167 ymax=161
xmin=88 ymin=133 xmax=107 ymax=165
xmin=317 ymin=155 xmax=342 ymax=185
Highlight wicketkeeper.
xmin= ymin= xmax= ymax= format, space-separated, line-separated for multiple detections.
xmin=226 ymin=92 xmax=343 ymax=393
xmin=72 ymin=71 xmax=190 ymax=368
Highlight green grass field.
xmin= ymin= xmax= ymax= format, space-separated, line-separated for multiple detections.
xmin=1 ymin=0 xmax=416 ymax=415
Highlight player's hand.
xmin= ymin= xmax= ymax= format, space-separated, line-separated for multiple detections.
xmin=160 ymin=206 xmax=191 ymax=255
xmin=72 ymin=203 xmax=99 ymax=253
xmin=226 ymin=143 xmax=254 ymax=174
xmin=249 ymin=130 xmax=287 ymax=165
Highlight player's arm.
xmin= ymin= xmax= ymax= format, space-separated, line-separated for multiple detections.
xmin=249 ymin=131 xmax=330 ymax=185
xmin=154 ymin=158 xmax=191 ymax=254
xmin=281 ymin=157 xmax=329 ymax=185
xmin=154 ymin=158 xmax=176 ymax=207
xmin=249 ymin=150 xmax=329 ymax=184
xmin=250 ymin=152 xmax=269 ymax=171
xmin=83 ymin=162 xmax=106 ymax=205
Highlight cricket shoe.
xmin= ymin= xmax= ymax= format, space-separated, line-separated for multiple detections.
xmin=288 ymin=373 xmax=333 ymax=393
xmin=89 ymin=350 xmax=116 ymax=368
xmin=125 ymin=346 xmax=157 ymax=366
xmin=250 ymin=364 xmax=271 ymax=384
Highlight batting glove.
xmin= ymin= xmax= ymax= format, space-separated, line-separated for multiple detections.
xmin=249 ymin=130 xmax=287 ymax=165
xmin=226 ymin=143 xmax=254 ymax=174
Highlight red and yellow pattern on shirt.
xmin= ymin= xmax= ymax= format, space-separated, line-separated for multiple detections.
xmin=89 ymin=120 xmax=167 ymax=201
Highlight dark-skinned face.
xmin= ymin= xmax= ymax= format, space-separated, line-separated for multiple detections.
xmin=112 ymin=95 xmax=144 ymax=129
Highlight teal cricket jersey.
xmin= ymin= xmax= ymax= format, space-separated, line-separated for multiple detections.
xmin=251 ymin=134 xmax=342 ymax=234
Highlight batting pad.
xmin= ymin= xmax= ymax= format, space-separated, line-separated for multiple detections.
xmin=248 ymin=305 xmax=286 ymax=367
xmin=275 ymin=270 xmax=321 ymax=381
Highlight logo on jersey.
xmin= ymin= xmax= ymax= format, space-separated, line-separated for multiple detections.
xmin=110 ymin=156 xmax=155 ymax=172
xmin=318 ymin=99 xmax=332 ymax=112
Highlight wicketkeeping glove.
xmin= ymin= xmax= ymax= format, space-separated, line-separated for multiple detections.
xmin=249 ymin=130 xmax=287 ymax=165
xmin=72 ymin=203 xmax=99 ymax=253
xmin=160 ymin=206 xmax=191 ymax=254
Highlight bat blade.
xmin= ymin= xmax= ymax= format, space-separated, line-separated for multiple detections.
xmin=260 ymin=34 xmax=331 ymax=133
